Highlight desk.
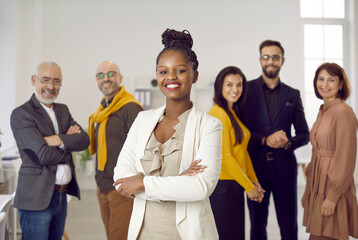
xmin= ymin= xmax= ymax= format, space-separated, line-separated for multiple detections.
xmin=0 ymin=162 xmax=17 ymax=193
xmin=0 ymin=160 xmax=19 ymax=240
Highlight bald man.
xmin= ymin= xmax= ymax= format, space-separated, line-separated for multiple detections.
xmin=88 ymin=61 xmax=143 ymax=240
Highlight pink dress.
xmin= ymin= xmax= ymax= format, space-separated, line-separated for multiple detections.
xmin=302 ymin=98 xmax=358 ymax=239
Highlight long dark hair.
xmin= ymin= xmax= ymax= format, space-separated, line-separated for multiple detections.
xmin=214 ymin=66 xmax=247 ymax=145
xmin=156 ymin=29 xmax=199 ymax=71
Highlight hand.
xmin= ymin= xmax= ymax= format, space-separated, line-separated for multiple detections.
xmin=321 ymin=199 xmax=336 ymax=216
xmin=44 ymin=135 xmax=62 ymax=146
xmin=66 ymin=125 xmax=81 ymax=135
xmin=266 ymin=130 xmax=288 ymax=148
xmin=253 ymin=182 xmax=265 ymax=202
xmin=247 ymin=185 xmax=264 ymax=203
xmin=113 ymin=173 xmax=145 ymax=199
xmin=253 ymin=182 xmax=265 ymax=194
xmin=180 ymin=159 xmax=206 ymax=176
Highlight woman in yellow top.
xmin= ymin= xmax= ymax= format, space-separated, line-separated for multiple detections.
xmin=209 ymin=66 xmax=264 ymax=240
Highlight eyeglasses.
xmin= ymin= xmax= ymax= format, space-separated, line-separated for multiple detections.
xmin=96 ymin=71 xmax=118 ymax=79
xmin=37 ymin=77 xmax=62 ymax=86
xmin=261 ymin=55 xmax=282 ymax=61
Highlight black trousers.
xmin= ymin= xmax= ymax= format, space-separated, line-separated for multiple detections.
xmin=247 ymin=160 xmax=297 ymax=240
xmin=210 ymin=180 xmax=245 ymax=240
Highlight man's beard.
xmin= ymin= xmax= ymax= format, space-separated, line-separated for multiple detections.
xmin=99 ymin=81 xmax=120 ymax=97
xmin=35 ymin=89 xmax=57 ymax=105
xmin=262 ymin=65 xmax=281 ymax=79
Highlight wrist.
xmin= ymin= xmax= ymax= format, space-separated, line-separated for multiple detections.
xmin=262 ymin=137 xmax=267 ymax=146
xmin=284 ymin=140 xmax=292 ymax=150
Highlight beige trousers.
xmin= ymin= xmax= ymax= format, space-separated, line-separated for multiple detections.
xmin=97 ymin=188 xmax=133 ymax=240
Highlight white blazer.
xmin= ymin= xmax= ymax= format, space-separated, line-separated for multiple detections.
xmin=114 ymin=105 xmax=222 ymax=240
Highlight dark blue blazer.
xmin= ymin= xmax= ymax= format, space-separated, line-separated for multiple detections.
xmin=245 ymin=77 xmax=309 ymax=177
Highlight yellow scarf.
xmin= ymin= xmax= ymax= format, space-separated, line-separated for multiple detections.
xmin=88 ymin=86 xmax=142 ymax=171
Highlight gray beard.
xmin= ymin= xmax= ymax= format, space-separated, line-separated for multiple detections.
xmin=35 ymin=91 xmax=57 ymax=105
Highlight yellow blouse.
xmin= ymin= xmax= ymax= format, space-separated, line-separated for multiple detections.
xmin=209 ymin=104 xmax=258 ymax=192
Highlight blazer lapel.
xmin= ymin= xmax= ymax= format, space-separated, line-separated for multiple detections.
xmin=136 ymin=106 xmax=166 ymax=174
xmin=177 ymin=106 xmax=201 ymax=225
xmin=271 ymin=82 xmax=288 ymax=123
xmin=53 ymin=104 xmax=64 ymax=134
xmin=179 ymin=106 xmax=199 ymax=174
xmin=30 ymin=94 xmax=56 ymax=135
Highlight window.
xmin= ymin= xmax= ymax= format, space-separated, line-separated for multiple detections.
xmin=300 ymin=0 xmax=346 ymax=128
xmin=300 ymin=0 xmax=345 ymax=18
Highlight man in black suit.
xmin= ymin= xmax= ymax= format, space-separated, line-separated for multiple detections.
xmin=10 ymin=62 xmax=89 ymax=239
xmin=245 ymin=40 xmax=309 ymax=240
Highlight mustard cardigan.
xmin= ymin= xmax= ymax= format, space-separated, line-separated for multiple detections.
xmin=209 ymin=104 xmax=258 ymax=192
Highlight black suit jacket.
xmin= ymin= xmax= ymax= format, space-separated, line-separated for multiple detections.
xmin=10 ymin=94 xmax=89 ymax=210
xmin=246 ymin=77 xmax=309 ymax=177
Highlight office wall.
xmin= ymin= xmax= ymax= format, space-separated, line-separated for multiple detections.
xmin=10 ymin=0 xmax=304 ymax=128
xmin=0 ymin=0 xmax=16 ymax=150
xmin=0 ymin=0 xmax=357 ymax=183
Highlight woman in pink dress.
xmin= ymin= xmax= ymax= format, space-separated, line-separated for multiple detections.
xmin=302 ymin=62 xmax=358 ymax=240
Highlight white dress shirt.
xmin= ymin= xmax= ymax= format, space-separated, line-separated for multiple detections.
xmin=41 ymin=103 xmax=72 ymax=185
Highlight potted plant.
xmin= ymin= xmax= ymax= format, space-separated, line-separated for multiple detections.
xmin=72 ymin=129 xmax=95 ymax=174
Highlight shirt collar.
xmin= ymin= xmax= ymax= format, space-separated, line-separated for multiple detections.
xmin=260 ymin=76 xmax=281 ymax=91
xmin=101 ymin=95 xmax=114 ymax=108
xmin=40 ymin=102 xmax=54 ymax=113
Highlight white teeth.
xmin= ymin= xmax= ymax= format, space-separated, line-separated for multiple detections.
xmin=42 ymin=89 xmax=55 ymax=95
xmin=166 ymin=84 xmax=179 ymax=88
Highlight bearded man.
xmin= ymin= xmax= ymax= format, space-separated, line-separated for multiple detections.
xmin=245 ymin=40 xmax=309 ymax=240
xmin=88 ymin=61 xmax=142 ymax=240
xmin=10 ymin=62 xmax=89 ymax=239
